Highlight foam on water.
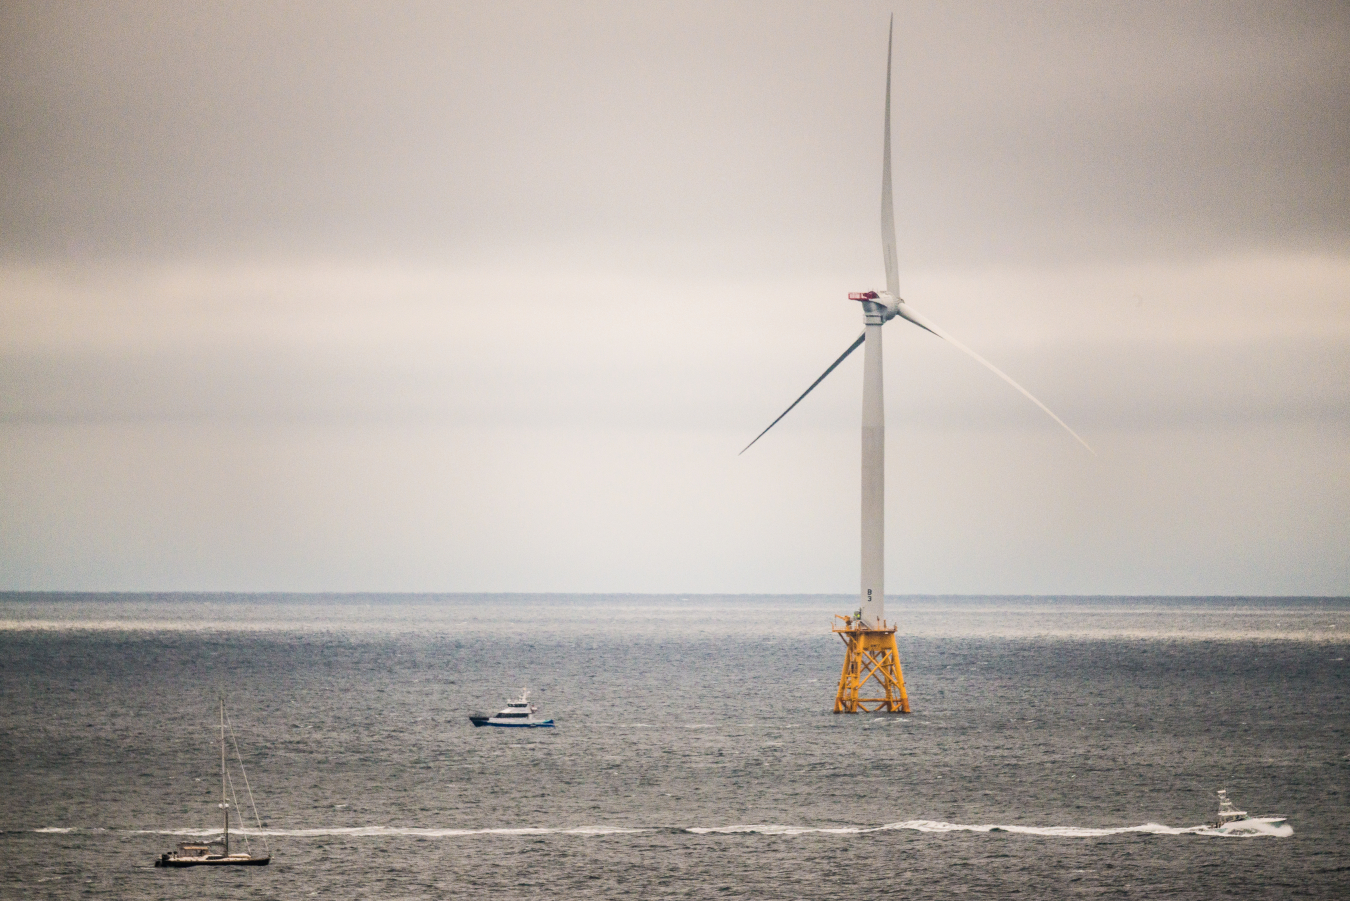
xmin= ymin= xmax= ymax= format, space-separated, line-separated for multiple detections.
xmin=689 ymin=819 xmax=1292 ymax=838
xmin=102 ymin=818 xmax=1292 ymax=839
xmin=686 ymin=824 xmax=863 ymax=836
xmin=129 ymin=826 xmax=648 ymax=837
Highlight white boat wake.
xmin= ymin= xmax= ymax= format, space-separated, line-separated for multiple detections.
xmin=106 ymin=817 xmax=1291 ymax=839
xmin=688 ymin=818 xmax=1293 ymax=838
xmin=129 ymin=826 xmax=647 ymax=837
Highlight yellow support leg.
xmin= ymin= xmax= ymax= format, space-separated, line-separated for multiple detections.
xmin=833 ymin=616 xmax=910 ymax=713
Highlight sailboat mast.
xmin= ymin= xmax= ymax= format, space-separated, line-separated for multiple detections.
xmin=220 ymin=696 xmax=229 ymax=856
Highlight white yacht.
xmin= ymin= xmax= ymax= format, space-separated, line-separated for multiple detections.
xmin=469 ymin=687 xmax=554 ymax=728
xmin=1211 ymin=789 xmax=1286 ymax=830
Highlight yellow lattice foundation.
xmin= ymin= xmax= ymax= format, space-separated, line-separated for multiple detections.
xmin=833 ymin=615 xmax=910 ymax=713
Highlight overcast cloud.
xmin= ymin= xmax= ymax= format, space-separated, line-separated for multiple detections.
xmin=2 ymin=1 xmax=1347 ymax=594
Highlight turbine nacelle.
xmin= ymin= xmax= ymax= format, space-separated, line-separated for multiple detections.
xmin=848 ymin=290 xmax=901 ymax=323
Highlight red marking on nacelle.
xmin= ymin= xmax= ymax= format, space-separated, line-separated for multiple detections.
xmin=848 ymin=291 xmax=879 ymax=301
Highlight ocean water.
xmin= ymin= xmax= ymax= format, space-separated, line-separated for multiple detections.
xmin=1 ymin=593 xmax=1346 ymax=900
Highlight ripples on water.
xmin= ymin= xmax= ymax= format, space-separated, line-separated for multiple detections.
xmin=1 ymin=594 xmax=1346 ymax=899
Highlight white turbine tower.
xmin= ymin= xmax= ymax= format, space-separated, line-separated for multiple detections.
xmin=742 ymin=18 xmax=1092 ymax=714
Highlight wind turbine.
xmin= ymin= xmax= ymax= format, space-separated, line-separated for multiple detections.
xmin=742 ymin=18 xmax=1091 ymax=713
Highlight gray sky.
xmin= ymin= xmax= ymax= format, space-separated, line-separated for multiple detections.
xmin=2 ymin=1 xmax=1347 ymax=594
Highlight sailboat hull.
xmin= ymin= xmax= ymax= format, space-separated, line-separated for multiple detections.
xmin=155 ymin=854 xmax=270 ymax=867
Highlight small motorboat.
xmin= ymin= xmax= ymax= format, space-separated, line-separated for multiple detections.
xmin=469 ymin=687 xmax=554 ymax=728
xmin=1211 ymin=788 xmax=1286 ymax=831
xmin=156 ymin=698 xmax=271 ymax=867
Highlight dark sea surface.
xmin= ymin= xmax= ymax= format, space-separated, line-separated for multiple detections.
xmin=1 ymin=594 xmax=1346 ymax=900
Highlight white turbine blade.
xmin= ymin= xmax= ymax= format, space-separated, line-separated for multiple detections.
xmin=740 ymin=332 xmax=867 ymax=455
xmin=880 ymin=15 xmax=899 ymax=299
xmin=894 ymin=303 xmax=1095 ymax=454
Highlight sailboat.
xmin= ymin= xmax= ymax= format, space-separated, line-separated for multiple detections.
xmin=155 ymin=698 xmax=271 ymax=867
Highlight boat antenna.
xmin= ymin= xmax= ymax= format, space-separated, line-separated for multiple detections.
xmin=224 ymin=704 xmax=269 ymax=856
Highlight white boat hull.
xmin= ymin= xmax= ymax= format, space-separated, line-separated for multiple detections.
xmin=469 ymin=715 xmax=554 ymax=728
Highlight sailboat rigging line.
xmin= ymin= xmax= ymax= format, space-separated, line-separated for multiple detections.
xmin=224 ymin=766 xmax=250 ymax=856
xmin=224 ymin=706 xmax=269 ymax=854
